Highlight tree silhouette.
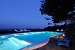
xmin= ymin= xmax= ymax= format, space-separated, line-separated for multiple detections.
xmin=40 ymin=0 xmax=75 ymax=23
xmin=45 ymin=17 xmax=50 ymax=20
xmin=40 ymin=0 xmax=75 ymax=48
xmin=45 ymin=17 xmax=52 ymax=26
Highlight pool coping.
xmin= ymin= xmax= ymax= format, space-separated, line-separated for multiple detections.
xmin=21 ymin=37 xmax=50 ymax=50
xmin=20 ymin=33 xmax=63 ymax=50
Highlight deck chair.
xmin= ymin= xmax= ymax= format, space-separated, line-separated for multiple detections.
xmin=57 ymin=36 xmax=70 ymax=47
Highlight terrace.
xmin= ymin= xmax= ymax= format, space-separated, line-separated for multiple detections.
xmin=0 ymin=0 xmax=75 ymax=50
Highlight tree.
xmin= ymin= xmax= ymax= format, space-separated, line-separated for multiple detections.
xmin=40 ymin=0 xmax=75 ymax=23
xmin=40 ymin=0 xmax=75 ymax=49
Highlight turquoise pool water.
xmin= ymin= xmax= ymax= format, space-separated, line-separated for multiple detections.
xmin=0 ymin=31 xmax=62 ymax=50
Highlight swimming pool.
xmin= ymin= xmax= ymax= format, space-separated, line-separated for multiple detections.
xmin=0 ymin=31 xmax=62 ymax=50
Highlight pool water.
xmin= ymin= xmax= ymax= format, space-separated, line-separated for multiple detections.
xmin=0 ymin=31 xmax=62 ymax=50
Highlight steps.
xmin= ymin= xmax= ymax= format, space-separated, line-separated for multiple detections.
xmin=8 ymin=37 xmax=31 ymax=49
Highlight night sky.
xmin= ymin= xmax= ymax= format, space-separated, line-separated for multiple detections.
xmin=0 ymin=0 xmax=53 ymax=29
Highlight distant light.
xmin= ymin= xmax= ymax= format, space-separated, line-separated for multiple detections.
xmin=56 ymin=29 xmax=59 ymax=31
xmin=14 ymin=29 xmax=17 ymax=31
xmin=60 ymin=29 xmax=63 ymax=31
xmin=1 ymin=36 xmax=6 ymax=38
xmin=24 ymin=29 xmax=27 ymax=31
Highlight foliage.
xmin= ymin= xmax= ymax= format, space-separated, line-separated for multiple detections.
xmin=40 ymin=0 xmax=75 ymax=23
xmin=40 ymin=0 xmax=75 ymax=48
xmin=65 ymin=22 xmax=75 ymax=39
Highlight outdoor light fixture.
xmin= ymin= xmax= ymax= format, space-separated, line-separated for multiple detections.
xmin=63 ymin=34 xmax=65 ymax=36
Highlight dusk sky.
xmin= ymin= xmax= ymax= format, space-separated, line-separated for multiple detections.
xmin=0 ymin=0 xmax=53 ymax=29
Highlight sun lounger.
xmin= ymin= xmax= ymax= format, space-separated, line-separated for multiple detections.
xmin=57 ymin=36 xmax=70 ymax=47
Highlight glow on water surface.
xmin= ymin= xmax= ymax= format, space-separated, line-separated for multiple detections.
xmin=0 ymin=31 xmax=62 ymax=50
